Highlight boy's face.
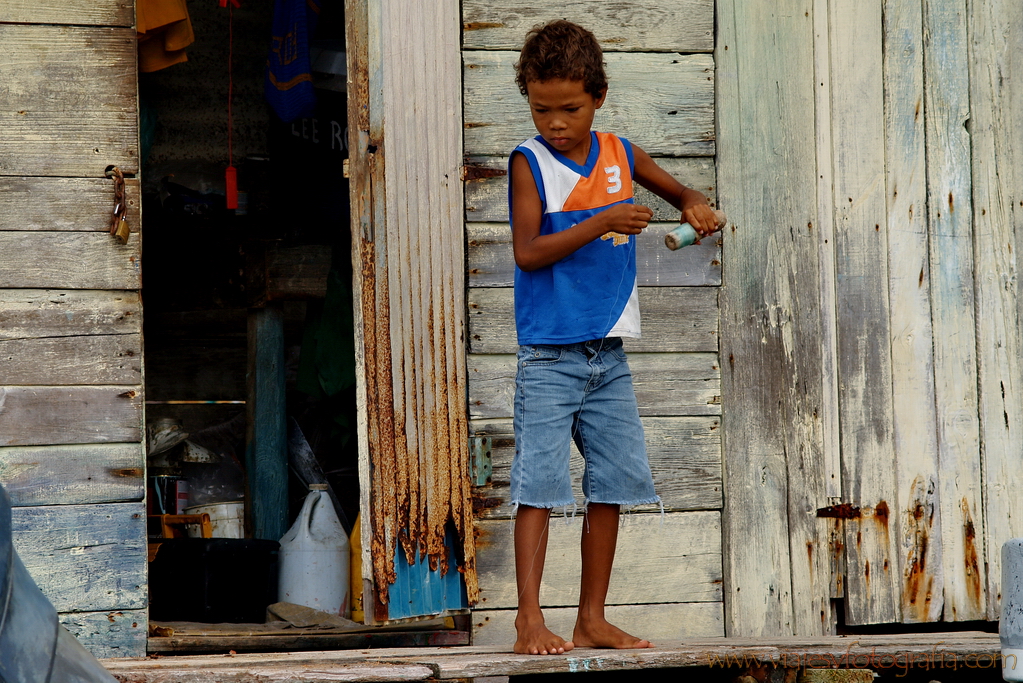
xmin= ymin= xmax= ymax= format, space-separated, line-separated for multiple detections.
xmin=525 ymin=78 xmax=606 ymax=163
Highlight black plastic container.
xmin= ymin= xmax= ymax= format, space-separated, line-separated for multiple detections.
xmin=149 ymin=538 xmax=280 ymax=623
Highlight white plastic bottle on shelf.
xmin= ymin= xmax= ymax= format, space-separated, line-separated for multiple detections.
xmin=278 ymin=484 xmax=350 ymax=616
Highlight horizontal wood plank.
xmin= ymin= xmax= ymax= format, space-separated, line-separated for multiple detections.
xmin=60 ymin=609 xmax=147 ymax=659
xmin=468 ymin=352 xmax=721 ymax=419
xmin=14 ymin=502 xmax=146 ymax=612
xmin=145 ymin=338 xmax=247 ymax=401
xmin=465 ymin=157 xmax=717 ymax=222
xmin=471 ymin=416 xmax=722 ymax=517
xmin=97 ymin=634 xmax=1002 ymax=677
xmin=468 ymin=287 xmax=719 ymax=353
xmin=462 ymin=0 xmax=714 ymax=52
xmin=471 ymin=602 xmax=725 ymax=646
xmin=468 ymin=222 xmax=722 ymax=288
xmin=0 ymin=1 xmax=135 ymax=26
xmin=149 ymin=631 xmax=469 ymax=654
xmin=0 ymin=25 xmax=137 ymax=176
xmin=0 ymin=386 xmax=142 ymax=447
xmin=0 ymin=232 xmax=141 ymax=289
xmin=0 ymin=289 xmax=141 ymax=341
xmin=475 ymin=512 xmax=722 ymax=608
xmin=0 ymin=334 xmax=141 ymax=385
xmin=464 ymin=52 xmax=715 ymax=157
xmin=0 ymin=178 xmax=140 ymax=232
xmin=0 ymin=443 xmax=143 ymax=506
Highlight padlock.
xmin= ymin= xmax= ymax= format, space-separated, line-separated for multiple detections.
xmin=114 ymin=217 xmax=130 ymax=244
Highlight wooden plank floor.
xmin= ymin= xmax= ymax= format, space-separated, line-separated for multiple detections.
xmin=103 ymin=633 xmax=1001 ymax=682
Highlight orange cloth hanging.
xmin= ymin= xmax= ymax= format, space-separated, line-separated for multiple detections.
xmin=137 ymin=0 xmax=195 ymax=73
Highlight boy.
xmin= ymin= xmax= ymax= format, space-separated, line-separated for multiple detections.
xmin=509 ymin=20 xmax=717 ymax=655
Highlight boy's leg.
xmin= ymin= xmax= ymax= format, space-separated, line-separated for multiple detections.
xmin=514 ymin=505 xmax=574 ymax=654
xmin=573 ymin=502 xmax=653 ymax=648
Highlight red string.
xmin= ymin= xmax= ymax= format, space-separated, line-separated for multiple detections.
xmin=228 ymin=3 xmax=233 ymax=168
xmin=224 ymin=3 xmax=238 ymax=209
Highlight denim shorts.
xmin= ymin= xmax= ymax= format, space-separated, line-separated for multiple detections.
xmin=511 ymin=337 xmax=659 ymax=509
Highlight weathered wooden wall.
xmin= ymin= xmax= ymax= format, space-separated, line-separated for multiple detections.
xmin=462 ymin=1 xmax=724 ymax=645
xmin=719 ymin=0 xmax=1023 ymax=635
xmin=0 ymin=1 xmax=146 ymax=657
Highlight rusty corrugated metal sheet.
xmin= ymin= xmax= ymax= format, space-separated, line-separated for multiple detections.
xmin=345 ymin=0 xmax=477 ymax=623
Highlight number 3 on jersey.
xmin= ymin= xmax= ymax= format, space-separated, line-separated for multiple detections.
xmin=604 ymin=165 xmax=622 ymax=194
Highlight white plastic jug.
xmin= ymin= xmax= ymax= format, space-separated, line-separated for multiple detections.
xmin=278 ymin=484 xmax=351 ymax=616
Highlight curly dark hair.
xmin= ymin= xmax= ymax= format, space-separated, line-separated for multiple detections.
xmin=514 ymin=20 xmax=608 ymax=99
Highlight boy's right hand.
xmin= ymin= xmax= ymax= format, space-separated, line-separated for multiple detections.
xmin=600 ymin=203 xmax=653 ymax=235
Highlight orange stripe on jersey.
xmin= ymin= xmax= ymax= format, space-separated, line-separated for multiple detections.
xmin=561 ymin=133 xmax=634 ymax=213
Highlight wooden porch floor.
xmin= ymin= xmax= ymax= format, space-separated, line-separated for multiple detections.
xmin=102 ymin=633 xmax=1003 ymax=682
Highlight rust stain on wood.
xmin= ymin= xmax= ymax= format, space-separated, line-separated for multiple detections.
xmin=110 ymin=467 xmax=143 ymax=478
xmin=902 ymin=477 xmax=936 ymax=621
xmin=961 ymin=497 xmax=983 ymax=612
xmin=816 ymin=502 xmax=861 ymax=519
xmin=463 ymin=21 xmax=504 ymax=30
xmin=462 ymin=163 xmax=507 ymax=182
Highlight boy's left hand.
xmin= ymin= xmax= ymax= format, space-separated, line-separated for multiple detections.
xmin=683 ymin=202 xmax=719 ymax=237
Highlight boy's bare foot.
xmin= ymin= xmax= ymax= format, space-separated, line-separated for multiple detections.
xmin=514 ymin=614 xmax=575 ymax=655
xmin=573 ymin=616 xmax=653 ymax=649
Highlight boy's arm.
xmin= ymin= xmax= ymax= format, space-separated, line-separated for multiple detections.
xmin=511 ymin=152 xmax=654 ymax=272
xmin=632 ymin=144 xmax=717 ymax=236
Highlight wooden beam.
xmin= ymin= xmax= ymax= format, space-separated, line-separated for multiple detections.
xmin=465 ymin=157 xmax=716 ymax=223
xmin=0 ymin=178 xmax=140 ymax=232
xmin=468 ymin=352 xmax=721 ymax=419
xmin=13 ymin=502 xmax=146 ymax=613
xmin=827 ymin=0 xmax=899 ymax=626
xmin=471 ymin=416 xmax=722 ymax=517
xmin=0 ymin=232 xmax=140 ymax=290
xmin=0 ymin=443 xmax=143 ymax=506
xmin=717 ymin=0 xmax=829 ymax=636
xmin=148 ymin=630 xmax=469 ymax=654
xmin=464 ymin=52 xmax=715 ymax=157
xmin=0 ymin=386 xmax=142 ymax=447
xmin=882 ymin=0 xmax=943 ymax=624
xmin=246 ymin=244 xmax=334 ymax=305
xmin=246 ymin=306 xmax=289 ymax=542
xmin=467 ymin=222 xmax=722 ymax=288
xmin=970 ymin=0 xmax=1023 ymax=621
xmin=0 ymin=289 xmax=141 ymax=341
xmin=475 ymin=512 xmax=722 ymax=608
xmin=60 ymin=609 xmax=147 ymax=660
xmin=472 ymin=602 xmax=725 ymax=646
xmin=0 ymin=1 xmax=135 ymax=26
xmin=0 ymin=333 xmax=141 ymax=385
xmin=0 ymin=25 xmax=137 ymax=177
xmin=462 ymin=0 xmax=714 ymax=52
xmin=923 ymin=0 xmax=985 ymax=622
xmin=99 ymin=633 xmax=1002 ymax=680
xmin=468 ymin=287 xmax=719 ymax=354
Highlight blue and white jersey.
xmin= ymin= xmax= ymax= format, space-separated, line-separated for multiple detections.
xmin=510 ymin=131 xmax=640 ymax=345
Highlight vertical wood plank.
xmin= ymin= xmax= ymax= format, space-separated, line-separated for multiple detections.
xmin=718 ymin=0 xmax=829 ymax=636
xmin=883 ymin=0 xmax=944 ymax=623
xmin=829 ymin=0 xmax=901 ymax=625
xmin=246 ymin=306 xmax=288 ymax=542
xmin=924 ymin=0 xmax=985 ymax=622
xmin=969 ymin=0 xmax=1023 ymax=620
xmin=812 ymin=0 xmax=842 ymax=505
xmin=344 ymin=0 xmax=382 ymax=622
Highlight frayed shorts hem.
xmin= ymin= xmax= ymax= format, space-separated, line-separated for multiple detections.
xmin=511 ymin=498 xmax=578 ymax=510
xmin=511 ymin=495 xmax=661 ymax=510
xmin=585 ymin=495 xmax=661 ymax=507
